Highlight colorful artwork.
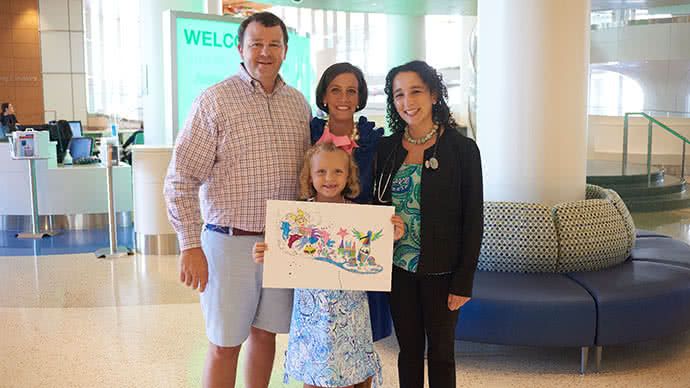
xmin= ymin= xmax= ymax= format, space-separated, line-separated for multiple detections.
xmin=263 ymin=200 xmax=395 ymax=291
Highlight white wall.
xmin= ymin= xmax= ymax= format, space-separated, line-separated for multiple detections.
xmin=39 ymin=0 xmax=87 ymax=124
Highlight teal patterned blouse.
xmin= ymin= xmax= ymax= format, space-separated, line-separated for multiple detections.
xmin=392 ymin=163 xmax=422 ymax=272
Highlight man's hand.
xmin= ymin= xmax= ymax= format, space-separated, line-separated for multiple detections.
xmin=179 ymin=247 xmax=208 ymax=292
xmin=448 ymin=293 xmax=470 ymax=311
xmin=253 ymin=242 xmax=267 ymax=263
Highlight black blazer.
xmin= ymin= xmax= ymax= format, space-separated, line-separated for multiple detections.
xmin=373 ymin=127 xmax=483 ymax=297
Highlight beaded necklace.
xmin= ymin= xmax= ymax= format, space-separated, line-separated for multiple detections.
xmin=404 ymin=125 xmax=437 ymax=145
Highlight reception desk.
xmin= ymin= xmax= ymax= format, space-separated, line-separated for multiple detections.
xmin=0 ymin=143 xmax=133 ymax=230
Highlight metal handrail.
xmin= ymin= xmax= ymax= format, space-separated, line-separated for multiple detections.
xmin=622 ymin=112 xmax=689 ymax=185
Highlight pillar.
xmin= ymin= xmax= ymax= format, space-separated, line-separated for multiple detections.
xmin=459 ymin=16 xmax=477 ymax=128
xmin=387 ymin=14 xmax=425 ymax=68
xmin=477 ymin=0 xmax=590 ymax=204
xmin=204 ymin=0 xmax=222 ymax=15
xmin=140 ymin=0 xmax=204 ymax=146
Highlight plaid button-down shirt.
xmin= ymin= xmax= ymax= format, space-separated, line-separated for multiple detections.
xmin=164 ymin=65 xmax=311 ymax=250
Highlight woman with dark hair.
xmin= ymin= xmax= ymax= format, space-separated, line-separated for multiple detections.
xmin=312 ymin=62 xmax=380 ymax=202
xmin=374 ymin=60 xmax=484 ymax=388
xmin=311 ymin=62 xmax=394 ymax=343
xmin=1 ymin=102 xmax=19 ymax=133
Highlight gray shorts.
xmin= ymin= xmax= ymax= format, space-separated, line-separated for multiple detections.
xmin=200 ymin=228 xmax=293 ymax=347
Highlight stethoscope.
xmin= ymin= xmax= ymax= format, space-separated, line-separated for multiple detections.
xmin=374 ymin=132 xmax=441 ymax=204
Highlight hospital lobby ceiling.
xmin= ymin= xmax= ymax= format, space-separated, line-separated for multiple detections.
xmin=226 ymin=0 xmax=690 ymax=15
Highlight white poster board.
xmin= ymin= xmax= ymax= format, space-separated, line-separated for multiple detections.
xmin=263 ymin=200 xmax=395 ymax=291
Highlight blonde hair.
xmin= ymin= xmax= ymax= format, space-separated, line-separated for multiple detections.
xmin=299 ymin=142 xmax=361 ymax=200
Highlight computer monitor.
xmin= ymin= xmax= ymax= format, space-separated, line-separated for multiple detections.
xmin=69 ymin=137 xmax=92 ymax=160
xmin=19 ymin=124 xmax=52 ymax=133
xmin=68 ymin=121 xmax=82 ymax=137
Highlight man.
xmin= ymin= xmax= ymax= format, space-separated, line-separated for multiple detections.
xmin=164 ymin=12 xmax=310 ymax=388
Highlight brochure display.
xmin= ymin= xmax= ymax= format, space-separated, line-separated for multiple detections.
xmin=94 ymin=144 xmax=133 ymax=259
xmin=8 ymin=131 xmax=61 ymax=239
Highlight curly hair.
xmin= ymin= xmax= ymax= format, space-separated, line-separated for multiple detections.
xmin=384 ymin=60 xmax=458 ymax=133
xmin=299 ymin=142 xmax=360 ymax=200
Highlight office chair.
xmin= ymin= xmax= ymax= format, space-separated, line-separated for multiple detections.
xmin=120 ymin=130 xmax=143 ymax=165
xmin=55 ymin=120 xmax=73 ymax=163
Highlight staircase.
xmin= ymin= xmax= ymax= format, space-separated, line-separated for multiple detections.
xmin=587 ymin=162 xmax=690 ymax=212
xmin=586 ymin=112 xmax=690 ymax=212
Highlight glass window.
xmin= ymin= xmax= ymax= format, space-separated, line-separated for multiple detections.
xmin=589 ymin=69 xmax=644 ymax=115
xmin=84 ymin=0 xmax=143 ymax=121
xmin=426 ymin=15 xmax=462 ymax=70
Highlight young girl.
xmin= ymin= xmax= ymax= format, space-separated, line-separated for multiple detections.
xmin=253 ymin=142 xmax=404 ymax=388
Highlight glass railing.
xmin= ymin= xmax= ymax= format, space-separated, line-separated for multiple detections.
xmin=622 ymin=112 xmax=690 ymax=185
xmin=641 ymin=110 xmax=690 ymax=119
xmin=591 ymin=14 xmax=690 ymax=30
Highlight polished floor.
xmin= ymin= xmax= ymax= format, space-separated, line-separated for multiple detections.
xmin=1 ymin=209 xmax=690 ymax=387
xmin=0 ymin=227 xmax=135 ymax=256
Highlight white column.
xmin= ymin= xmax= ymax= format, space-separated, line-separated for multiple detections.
xmin=204 ymin=0 xmax=222 ymax=15
xmin=477 ymin=0 xmax=590 ymax=204
xmin=387 ymin=14 xmax=425 ymax=68
xmin=458 ymin=16 xmax=477 ymax=128
xmin=39 ymin=0 xmax=87 ymax=124
xmin=140 ymin=0 xmax=204 ymax=146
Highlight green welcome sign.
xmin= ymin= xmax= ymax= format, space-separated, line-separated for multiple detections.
xmin=164 ymin=11 xmax=313 ymax=136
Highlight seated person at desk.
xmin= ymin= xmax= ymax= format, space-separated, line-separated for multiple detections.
xmin=1 ymin=102 xmax=19 ymax=136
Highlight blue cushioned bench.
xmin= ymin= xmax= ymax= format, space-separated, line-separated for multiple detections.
xmin=456 ymin=271 xmax=596 ymax=347
xmin=568 ymin=261 xmax=690 ymax=346
xmin=456 ymin=233 xmax=690 ymax=373
xmin=630 ymin=237 xmax=690 ymax=269
xmin=635 ymin=229 xmax=672 ymax=238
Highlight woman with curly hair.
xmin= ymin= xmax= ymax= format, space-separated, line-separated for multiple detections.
xmin=374 ymin=60 xmax=484 ymax=388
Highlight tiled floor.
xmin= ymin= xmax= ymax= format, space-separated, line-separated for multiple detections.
xmin=631 ymin=208 xmax=690 ymax=244
xmin=1 ymin=212 xmax=690 ymax=387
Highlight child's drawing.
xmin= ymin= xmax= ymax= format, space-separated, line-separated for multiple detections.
xmin=263 ymin=200 xmax=394 ymax=291
xmin=280 ymin=208 xmax=383 ymax=274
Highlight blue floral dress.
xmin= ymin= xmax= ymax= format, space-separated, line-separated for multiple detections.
xmin=284 ymin=288 xmax=382 ymax=387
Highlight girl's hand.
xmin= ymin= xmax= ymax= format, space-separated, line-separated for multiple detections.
xmin=448 ymin=294 xmax=470 ymax=311
xmin=253 ymin=242 xmax=267 ymax=263
xmin=391 ymin=215 xmax=405 ymax=241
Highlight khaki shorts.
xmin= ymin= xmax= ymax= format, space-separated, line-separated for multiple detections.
xmin=200 ymin=228 xmax=293 ymax=347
